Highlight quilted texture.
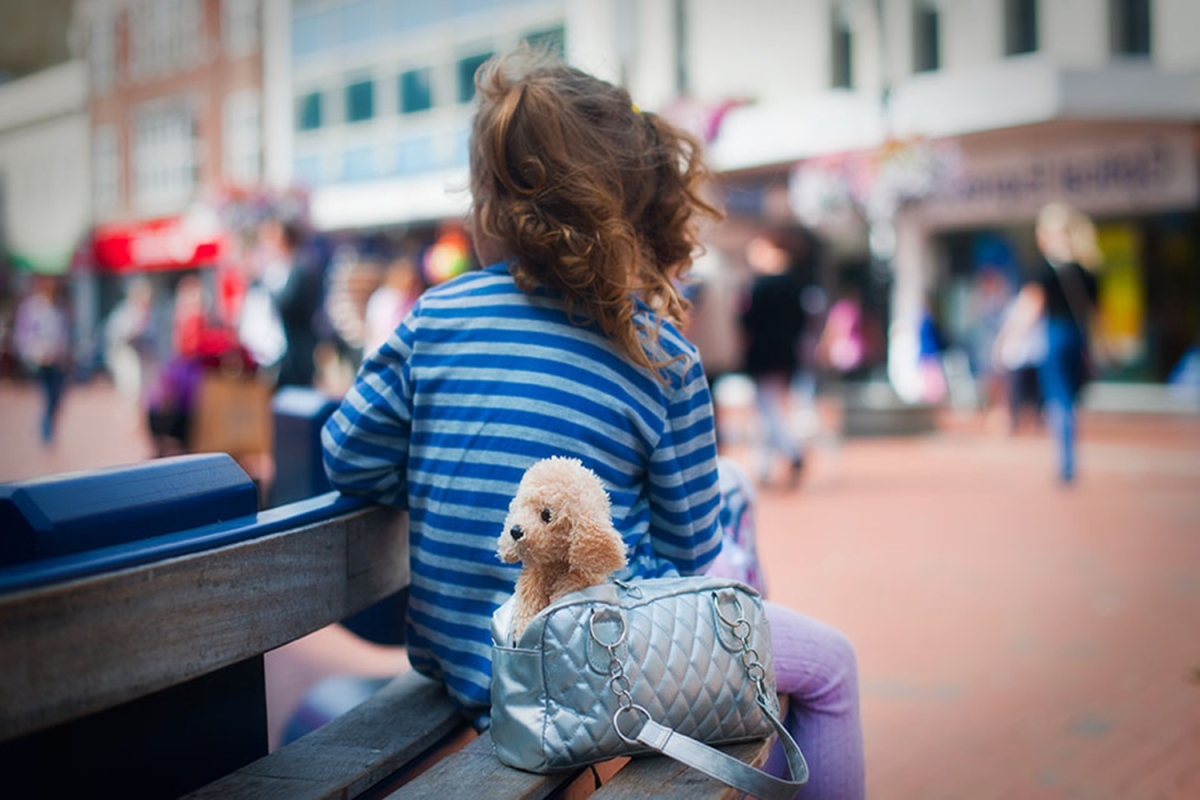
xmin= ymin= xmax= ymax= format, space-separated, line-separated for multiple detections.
xmin=491 ymin=577 xmax=778 ymax=772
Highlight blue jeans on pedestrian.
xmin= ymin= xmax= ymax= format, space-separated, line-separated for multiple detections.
xmin=752 ymin=371 xmax=804 ymax=482
xmin=36 ymin=364 xmax=66 ymax=444
xmin=1037 ymin=318 xmax=1086 ymax=482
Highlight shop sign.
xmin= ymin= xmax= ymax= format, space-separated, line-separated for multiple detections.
xmin=93 ymin=212 xmax=225 ymax=272
xmin=917 ymin=129 xmax=1198 ymax=225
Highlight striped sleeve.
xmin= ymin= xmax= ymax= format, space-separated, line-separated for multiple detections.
xmin=646 ymin=354 xmax=723 ymax=574
xmin=321 ymin=313 xmax=417 ymax=508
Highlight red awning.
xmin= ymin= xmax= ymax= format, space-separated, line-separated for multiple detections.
xmin=93 ymin=214 xmax=226 ymax=273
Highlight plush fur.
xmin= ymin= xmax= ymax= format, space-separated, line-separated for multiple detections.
xmin=498 ymin=457 xmax=628 ymax=640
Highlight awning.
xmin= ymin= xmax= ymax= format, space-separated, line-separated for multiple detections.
xmin=92 ymin=213 xmax=226 ymax=273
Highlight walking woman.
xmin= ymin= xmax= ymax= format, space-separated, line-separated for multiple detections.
xmin=996 ymin=203 xmax=1101 ymax=484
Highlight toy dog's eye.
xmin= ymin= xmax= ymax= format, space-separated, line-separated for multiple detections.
xmin=540 ymin=508 xmax=553 ymax=524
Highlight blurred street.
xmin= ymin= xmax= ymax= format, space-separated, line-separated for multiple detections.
xmin=2 ymin=378 xmax=1198 ymax=798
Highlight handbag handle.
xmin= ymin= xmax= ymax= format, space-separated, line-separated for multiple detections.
xmin=595 ymin=590 xmax=809 ymax=799
xmin=629 ymin=699 xmax=809 ymax=800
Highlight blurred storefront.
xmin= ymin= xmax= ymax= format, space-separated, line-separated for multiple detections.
xmin=907 ymin=121 xmax=1200 ymax=386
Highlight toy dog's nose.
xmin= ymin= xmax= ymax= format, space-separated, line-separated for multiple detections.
xmin=509 ymin=525 xmax=524 ymax=541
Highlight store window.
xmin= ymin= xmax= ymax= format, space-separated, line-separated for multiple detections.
xmin=292 ymin=11 xmax=324 ymax=60
xmin=457 ymin=52 xmax=494 ymax=103
xmin=1005 ymin=0 xmax=1037 ymax=55
xmin=223 ymin=0 xmax=259 ymax=58
xmin=390 ymin=0 xmax=440 ymax=33
xmin=93 ymin=125 xmax=121 ymax=215
xmin=342 ymin=146 xmax=376 ymax=181
xmin=1111 ymin=0 xmax=1151 ymax=56
xmin=399 ymin=68 xmax=433 ymax=114
xmin=396 ymin=136 xmax=436 ymax=175
xmin=129 ymin=0 xmax=203 ymax=80
xmin=673 ymin=0 xmax=689 ymax=95
xmin=913 ymin=1 xmax=940 ymax=73
xmin=346 ymin=79 xmax=375 ymax=123
xmin=831 ymin=4 xmax=853 ymax=89
xmin=90 ymin=15 xmax=117 ymax=93
xmin=297 ymin=92 xmax=322 ymax=131
xmin=223 ymin=89 xmax=261 ymax=184
xmin=294 ymin=155 xmax=322 ymax=186
xmin=524 ymin=26 xmax=565 ymax=58
xmin=342 ymin=0 xmax=376 ymax=46
xmin=133 ymin=102 xmax=196 ymax=212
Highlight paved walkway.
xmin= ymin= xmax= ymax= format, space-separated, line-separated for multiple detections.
xmin=2 ymin=379 xmax=1198 ymax=797
xmin=726 ymin=407 xmax=1200 ymax=799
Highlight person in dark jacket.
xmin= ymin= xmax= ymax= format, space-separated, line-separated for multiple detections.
xmin=266 ymin=219 xmax=324 ymax=388
xmin=740 ymin=224 xmax=811 ymax=488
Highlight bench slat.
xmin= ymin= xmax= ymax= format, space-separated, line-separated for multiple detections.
xmin=185 ymin=670 xmax=463 ymax=800
xmin=0 ymin=504 xmax=408 ymax=742
xmin=384 ymin=731 xmax=583 ymax=800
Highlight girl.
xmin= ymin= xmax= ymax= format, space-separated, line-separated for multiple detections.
xmin=322 ymin=49 xmax=864 ymax=798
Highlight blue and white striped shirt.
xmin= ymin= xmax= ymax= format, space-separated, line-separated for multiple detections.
xmin=321 ymin=261 xmax=723 ymax=713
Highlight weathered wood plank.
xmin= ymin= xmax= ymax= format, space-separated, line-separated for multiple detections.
xmin=383 ymin=731 xmax=583 ymax=800
xmin=185 ymin=670 xmax=463 ymax=800
xmin=591 ymin=736 xmax=778 ymax=799
xmin=0 ymin=504 xmax=408 ymax=742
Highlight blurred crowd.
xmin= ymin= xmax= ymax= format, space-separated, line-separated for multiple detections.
xmin=0 ymin=216 xmax=467 ymax=462
xmin=3 ymin=205 xmax=1197 ymax=491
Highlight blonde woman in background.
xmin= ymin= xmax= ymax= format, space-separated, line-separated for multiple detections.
xmin=995 ymin=202 xmax=1102 ymax=485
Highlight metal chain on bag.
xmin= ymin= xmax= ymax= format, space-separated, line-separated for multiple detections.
xmin=588 ymin=587 xmax=772 ymax=746
xmin=711 ymin=590 xmax=774 ymax=713
xmin=589 ymin=608 xmax=652 ymax=744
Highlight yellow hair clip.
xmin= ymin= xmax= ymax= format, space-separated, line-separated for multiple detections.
xmin=631 ymin=103 xmax=642 ymax=115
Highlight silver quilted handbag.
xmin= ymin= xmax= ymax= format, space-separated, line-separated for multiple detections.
xmin=490 ymin=576 xmax=808 ymax=799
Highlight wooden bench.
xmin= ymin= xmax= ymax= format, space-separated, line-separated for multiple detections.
xmin=0 ymin=455 xmax=780 ymax=799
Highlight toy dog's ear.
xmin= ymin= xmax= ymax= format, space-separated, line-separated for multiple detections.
xmin=568 ymin=514 xmax=627 ymax=579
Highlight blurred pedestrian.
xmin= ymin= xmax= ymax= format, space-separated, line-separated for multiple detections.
xmin=916 ymin=297 xmax=948 ymax=404
xmin=740 ymin=224 xmax=810 ymax=488
xmin=967 ymin=267 xmax=1014 ymax=430
xmin=995 ymin=292 xmax=1046 ymax=435
xmin=148 ymin=275 xmax=251 ymax=456
xmin=15 ymin=276 xmax=70 ymax=444
xmin=815 ymin=286 xmax=869 ymax=380
xmin=268 ymin=220 xmax=324 ymax=388
xmin=104 ymin=276 xmax=160 ymax=405
xmin=364 ymin=254 xmax=423 ymax=354
xmin=995 ymin=203 xmax=1101 ymax=484
xmin=241 ymin=218 xmax=323 ymax=389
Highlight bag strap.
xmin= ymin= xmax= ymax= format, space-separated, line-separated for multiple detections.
xmin=631 ymin=701 xmax=809 ymax=800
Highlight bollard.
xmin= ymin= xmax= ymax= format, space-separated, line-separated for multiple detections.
xmin=270 ymin=386 xmax=338 ymax=507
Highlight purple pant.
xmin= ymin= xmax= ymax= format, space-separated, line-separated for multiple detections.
xmin=764 ymin=601 xmax=865 ymax=799
xmin=712 ymin=459 xmax=865 ymax=798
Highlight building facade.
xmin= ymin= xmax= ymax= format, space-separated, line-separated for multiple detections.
xmin=0 ymin=61 xmax=91 ymax=278
xmin=288 ymin=0 xmax=565 ymax=233
xmin=77 ymin=0 xmax=267 ymax=226
xmin=680 ymin=0 xmax=1200 ymax=396
xmin=276 ymin=0 xmax=1199 ymax=396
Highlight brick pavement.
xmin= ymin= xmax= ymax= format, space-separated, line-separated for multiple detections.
xmin=725 ymin=409 xmax=1200 ymax=799
xmin=2 ymin=379 xmax=1198 ymax=797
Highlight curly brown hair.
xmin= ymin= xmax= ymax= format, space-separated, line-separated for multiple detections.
xmin=468 ymin=49 xmax=721 ymax=380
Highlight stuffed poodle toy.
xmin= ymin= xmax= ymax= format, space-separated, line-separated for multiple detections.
xmin=498 ymin=456 xmax=628 ymax=640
